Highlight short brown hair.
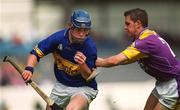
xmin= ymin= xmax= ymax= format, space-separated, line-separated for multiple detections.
xmin=124 ymin=8 xmax=148 ymax=27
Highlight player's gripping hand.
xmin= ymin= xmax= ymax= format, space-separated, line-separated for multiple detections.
xmin=74 ymin=51 xmax=86 ymax=65
xmin=22 ymin=66 xmax=33 ymax=83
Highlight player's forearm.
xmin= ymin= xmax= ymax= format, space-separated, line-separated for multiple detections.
xmin=96 ymin=53 xmax=128 ymax=67
xmin=96 ymin=57 xmax=119 ymax=67
xmin=26 ymin=54 xmax=38 ymax=67
xmin=79 ymin=63 xmax=92 ymax=79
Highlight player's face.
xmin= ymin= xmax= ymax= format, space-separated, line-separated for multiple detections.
xmin=70 ymin=27 xmax=90 ymax=43
xmin=124 ymin=16 xmax=138 ymax=38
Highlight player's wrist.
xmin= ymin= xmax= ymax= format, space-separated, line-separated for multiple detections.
xmin=25 ymin=66 xmax=34 ymax=74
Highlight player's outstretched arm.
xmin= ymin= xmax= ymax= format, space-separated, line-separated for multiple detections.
xmin=96 ymin=53 xmax=129 ymax=67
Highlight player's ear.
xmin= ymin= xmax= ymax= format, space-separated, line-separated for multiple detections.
xmin=135 ymin=20 xmax=142 ymax=28
xmin=86 ymin=30 xmax=90 ymax=36
xmin=136 ymin=20 xmax=142 ymax=26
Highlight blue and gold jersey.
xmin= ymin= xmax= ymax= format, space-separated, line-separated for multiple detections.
xmin=31 ymin=28 xmax=97 ymax=90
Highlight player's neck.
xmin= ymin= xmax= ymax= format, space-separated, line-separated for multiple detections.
xmin=136 ymin=27 xmax=145 ymax=38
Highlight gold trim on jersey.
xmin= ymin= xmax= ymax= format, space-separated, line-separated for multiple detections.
xmin=53 ymin=51 xmax=80 ymax=76
xmin=122 ymin=43 xmax=148 ymax=62
xmin=34 ymin=45 xmax=44 ymax=58
xmin=139 ymin=29 xmax=157 ymax=40
xmin=122 ymin=29 xmax=156 ymax=63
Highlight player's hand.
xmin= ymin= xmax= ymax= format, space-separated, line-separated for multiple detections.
xmin=74 ymin=51 xmax=86 ymax=65
xmin=22 ymin=70 xmax=33 ymax=83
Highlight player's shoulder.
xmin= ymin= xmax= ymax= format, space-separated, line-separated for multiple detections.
xmin=46 ymin=28 xmax=68 ymax=42
xmin=135 ymin=29 xmax=159 ymax=47
xmin=135 ymin=29 xmax=162 ymax=52
xmin=84 ymin=36 xmax=96 ymax=48
xmin=139 ymin=29 xmax=158 ymax=40
xmin=83 ymin=36 xmax=97 ymax=54
xmin=51 ymin=28 xmax=67 ymax=38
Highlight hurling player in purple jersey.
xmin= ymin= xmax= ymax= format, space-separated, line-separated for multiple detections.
xmin=96 ymin=8 xmax=180 ymax=110
xmin=22 ymin=9 xmax=98 ymax=110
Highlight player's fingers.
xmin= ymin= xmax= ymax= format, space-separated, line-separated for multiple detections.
xmin=74 ymin=56 xmax=84 ymax=64
xmin=75 ymin=53 xmax=86 ymax=61
xmin=76 ymin=51 xmax=85 ymax=57
xmin=75 ymin=54 xmax=84 ymax=60
xmin=74 ymin=55 xmax=83 ymax=62
xmin=22 ymin=72 xmax=27 ymax=79
xmin=77 ymin=51 xmax=86 ymax=58
xmin=26 ymin=75 xmax=32 ymax=81
xmin=24 ymin=74 xmax=29 ymax=80
xmin=80 ymin=54 xmax=86 ymax=60
xmin=22 ymin=71 xmax=32 ymax=81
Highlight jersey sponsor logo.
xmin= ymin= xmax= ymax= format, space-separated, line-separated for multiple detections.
xmin=53 ymin=52 xmax=80 ymax=76
xmin=58 ymin=44 xmax=63 ymax=50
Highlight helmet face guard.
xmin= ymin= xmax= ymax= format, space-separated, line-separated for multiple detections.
xmin=71 ymin=9 xmax=91 ymax=29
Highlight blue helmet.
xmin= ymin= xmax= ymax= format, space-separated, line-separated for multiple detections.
xmin=71 ymin=9 xmax=91 ymax=29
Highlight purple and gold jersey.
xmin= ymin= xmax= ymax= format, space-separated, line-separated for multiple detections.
xmin=30 ymin=28 xmax=97 ymax=90
xmin=122 ymin=29 xmax=180 ymax=81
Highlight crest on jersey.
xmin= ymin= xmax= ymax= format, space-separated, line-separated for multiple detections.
xmin=58 ymin=44 xmax=63 ymax=50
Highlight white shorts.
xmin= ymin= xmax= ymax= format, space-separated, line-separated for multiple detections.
xmin=49 ymin=81 xmax=98 ymax=108
xmin=152 ymin=78 xmax=179 ymax=109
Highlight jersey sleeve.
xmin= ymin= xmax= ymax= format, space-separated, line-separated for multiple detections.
xmin=86 ymin=49 xmax=97 ymax=70
xmin=122 ymin=43 xmax=148 ymax=62
xmin=84 ymin=39 xmax=97 ymax=70
xmin=30 ymin=32 xmax=60 ymax=61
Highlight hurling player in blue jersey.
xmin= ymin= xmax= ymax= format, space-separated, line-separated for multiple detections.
xmin=96 ymin=8 xmax=180 ymax=110
xmin=22 ymin=9 xmax=98 ymax=110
